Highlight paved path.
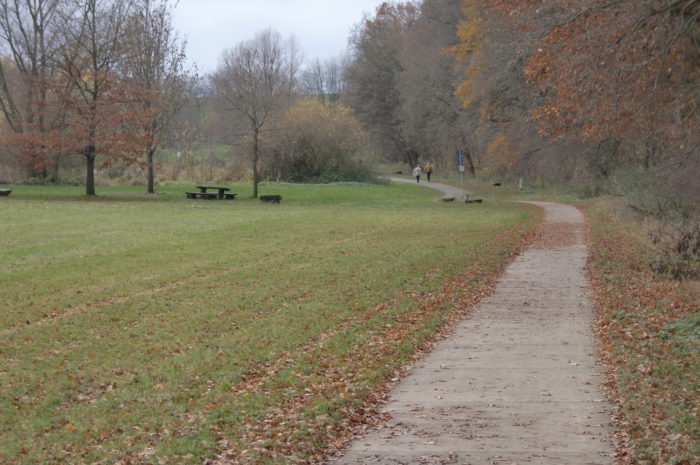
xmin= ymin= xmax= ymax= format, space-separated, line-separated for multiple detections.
xmin=389 ymin=177 xmax=467 ymax=199
xmin=331 ymin=198 xmax=614 ymax=464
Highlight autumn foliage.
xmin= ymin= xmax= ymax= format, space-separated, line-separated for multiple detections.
xmin=445 ymin=0 xmax=700 ymax=197
xmin=511 ymin=1 xmax=700 ymax=144
xmin=0 ymin=0 xmax=190 ymax=195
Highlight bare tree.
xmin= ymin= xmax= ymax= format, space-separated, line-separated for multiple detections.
xmin=124 ymin=0 xmax=196 ymax=193
xmin=302 ymin=58 xmax=325 ymax=99
xmin=302 ymin=54 xmax=348 ymax=102
xmin=324 ymin=54 xmax=349 ymax=99
xmin=398 ymin=0 xmax=470 ymax=172
xmin=345 ymin=2 xmax=421 ymax=167
xmin=212 ymin=29 xmax=299 ymax=198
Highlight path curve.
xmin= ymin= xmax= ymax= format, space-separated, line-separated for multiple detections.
xmin=390 ymin=177 xmax=467 ymax=199
xmin=331 ymin=201 xmax=614 ymax=464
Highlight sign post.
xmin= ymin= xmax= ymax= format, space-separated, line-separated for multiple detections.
xmin=455 ymin=149 xmax=465 ymax=198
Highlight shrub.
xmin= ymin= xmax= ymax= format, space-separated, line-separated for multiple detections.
xmin=263 ymin=98 xmax=376 ymax=183
xmin=650 ymin=221 xmax=700 ymax=280
xmin=614 ymin=166 xmax=700 ymax=279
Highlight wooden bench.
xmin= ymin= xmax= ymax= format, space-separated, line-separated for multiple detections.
xmin=260 ymin=195 xmax=282 ymax=203
xmin=0 ymin=189 xmax=11 ymax=196
xmin=186 ymin=185 xmax=234 ymax=200
xmin=185 ymin=192 xmax=219 ymax=200
xmin=196 ymin=185 xmax=230 ymax=199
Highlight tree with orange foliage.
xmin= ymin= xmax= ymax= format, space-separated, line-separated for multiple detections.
xmin=486 ymin=0 xmax=699 ymax=160
xmin=53 ymin=0 xmax=147 ymax=196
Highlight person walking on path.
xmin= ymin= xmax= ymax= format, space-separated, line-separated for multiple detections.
xmin=412 ymin=165 xmax=422 ymax=183
xmin=424 ymin=162 xmax=433 ymax=182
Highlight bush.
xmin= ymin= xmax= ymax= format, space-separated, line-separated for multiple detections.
xmin=615 ymin=166 xmax=700 ymax=280
xmin=263 ymin=98 xmax=376 ymax=183
xmin=650 ymin=221 xmax=700 ymax=280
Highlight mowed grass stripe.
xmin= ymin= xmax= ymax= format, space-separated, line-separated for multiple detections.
xmin=1 ymin=183 xmax=445 ymax=327
xmin=0 ymin=183 xmax=537 ymax=464
xmin=2 ymin=209 xmax=402 ymax=331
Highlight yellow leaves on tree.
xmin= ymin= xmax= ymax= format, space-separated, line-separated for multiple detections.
xmin=486 ymin=132 xmax=518 ymax=171
xmin=447 ymin=0 xmax=484 ymax=108
xmin=276 ymin=98 xmax=365 ymax=151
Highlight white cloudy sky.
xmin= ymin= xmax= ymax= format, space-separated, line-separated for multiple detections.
xmin=172 ymin=0 xmax=384 ymax=73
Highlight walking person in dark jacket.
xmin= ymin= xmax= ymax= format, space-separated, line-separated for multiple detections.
xmin=424 ymin=162 xmax=433 ymax=182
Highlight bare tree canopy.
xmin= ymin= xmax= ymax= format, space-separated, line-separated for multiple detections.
xmin=302 ymin=54 xmax=349 ymax=102
xmin=124 ymin=0 xmax=197 ymax=193
xmin=344 ymin=2 xmax=421 ymax=167
xmin=212 ymin=28 xmax=300 ymax=197
xmin=0 ymin=0 xmax=64 ymax=176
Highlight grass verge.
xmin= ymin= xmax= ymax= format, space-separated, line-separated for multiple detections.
xmin=585 ymin=202 xmax=699 ymax=465
xmin=0 ymin=182 xmax=538 ymax=465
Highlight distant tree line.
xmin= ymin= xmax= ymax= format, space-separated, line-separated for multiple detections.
xmin=342 ymin=0 xmax=698 ymax=276
xmin=343 ymin=0 xmax=698 ymax=214
xmin=2 ymin=0 xmax=697 ymax=223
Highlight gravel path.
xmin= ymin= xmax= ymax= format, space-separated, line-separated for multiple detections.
xmin=331 ymin=195 xmax=615 ymax=464
xmin=389 ymin=177 xmax=467 ymax=199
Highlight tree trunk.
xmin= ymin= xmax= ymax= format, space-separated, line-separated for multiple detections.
xmin=86 ymin=104 xmax=98 ymax=195
xmin=405 ymin=149 xmax=419 ymax=169
xmin=464 ymin=149 xmax=476 ymax=177
xmin=147 ymin=149 xmax=155 ymax=194
xmin=85 ymin=149 xmax=96 ymax=196
xmin=49 ymin=154 xmax=60 ymax=183
xmin=252 ymin=125 xmax=260 ymax=198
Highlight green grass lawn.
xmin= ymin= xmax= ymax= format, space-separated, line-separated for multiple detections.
xmin=0 ymin=182 xmax=538 ymax=464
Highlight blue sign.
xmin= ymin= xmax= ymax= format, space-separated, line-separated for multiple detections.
xmin=455 ymin=149 xmax=463 ymax=168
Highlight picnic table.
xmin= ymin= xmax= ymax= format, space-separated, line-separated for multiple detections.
xmin=0 ymin=189 xmax=11 ymax=196
xmin=186 ymin=186 xmax=237 ymax=200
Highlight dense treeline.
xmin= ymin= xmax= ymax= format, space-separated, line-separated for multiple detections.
xmin=345 ymin=0 xmax=477 ymax=172
xmin=345 ymin=0 xmax=698 ymax=209
xmin=342 ymin=0 xmax=698 ymax=276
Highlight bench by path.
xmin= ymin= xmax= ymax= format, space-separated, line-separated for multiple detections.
xmin=331 ymin=202 xmax=614 ymax=464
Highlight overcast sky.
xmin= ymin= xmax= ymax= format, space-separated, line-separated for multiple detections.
xmin=172 ymin=0 xmax=384 ymax=74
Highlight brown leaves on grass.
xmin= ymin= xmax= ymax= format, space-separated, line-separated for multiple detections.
xmin=530 ymin=222 xmax=582 ymax=249
xmin=586 ymin=207 xmax=699 ymax=465
xmin=212 ymin=225 xmax=537 ymax=465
